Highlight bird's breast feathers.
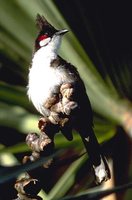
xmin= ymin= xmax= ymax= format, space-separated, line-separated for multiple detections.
xmin=28 ymin=49 xmax=75 ymax=115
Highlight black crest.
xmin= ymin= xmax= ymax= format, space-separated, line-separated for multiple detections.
xmin=36 ymin=14 xmax=57 ymax=33
xmin=34 ymin=14 xmax=58 ymax=52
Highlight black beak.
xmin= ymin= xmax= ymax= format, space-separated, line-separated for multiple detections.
xmin=56 ymin=29 xmax=69 ymax=36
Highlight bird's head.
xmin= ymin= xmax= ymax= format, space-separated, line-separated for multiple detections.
xmin=35 ymin=14 xmax=68 ymax=52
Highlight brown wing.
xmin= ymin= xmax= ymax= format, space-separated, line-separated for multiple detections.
xmin=58 ymin=56 xmax=94 ymax=131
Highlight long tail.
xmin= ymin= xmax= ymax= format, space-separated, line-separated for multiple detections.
xmin=80 ymin=128 xmax=111 ymax=184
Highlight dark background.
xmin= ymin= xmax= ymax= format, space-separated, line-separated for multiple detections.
xmin=55 ymin=0 xmax=132 ymax=99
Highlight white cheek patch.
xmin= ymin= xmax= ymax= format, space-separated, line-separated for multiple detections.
xmin=40 ymin=37 xmax=51 ymax=47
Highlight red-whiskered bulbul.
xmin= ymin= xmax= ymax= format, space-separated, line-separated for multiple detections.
xmin=27 ymin=14 xmax=110 ymax=184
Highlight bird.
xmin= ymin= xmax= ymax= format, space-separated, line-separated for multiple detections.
xmin=27 ymin=14 xmax=110 ymax=184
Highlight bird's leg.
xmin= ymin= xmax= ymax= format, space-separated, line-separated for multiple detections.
xmin=60 ymin=83 xmax=78 ymax=115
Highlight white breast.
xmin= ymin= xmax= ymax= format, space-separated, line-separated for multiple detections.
xmin=27 ymin=48 xmax=64 ymax=116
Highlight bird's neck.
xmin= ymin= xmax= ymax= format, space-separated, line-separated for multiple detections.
xmin=32 ymin=45 xmax=59 ymax=69
xmin=33 ymin=36 xmax=62 ymax=67
xmin=39 ymin=44 xmax=58 ymax=56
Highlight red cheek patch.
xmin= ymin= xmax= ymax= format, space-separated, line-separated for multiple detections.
xmin=38 ymin=35 xmax=48 ymax=41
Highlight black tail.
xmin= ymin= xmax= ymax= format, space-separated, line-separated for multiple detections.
xmin=80 ymin=129 xmax=111 ymax=184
